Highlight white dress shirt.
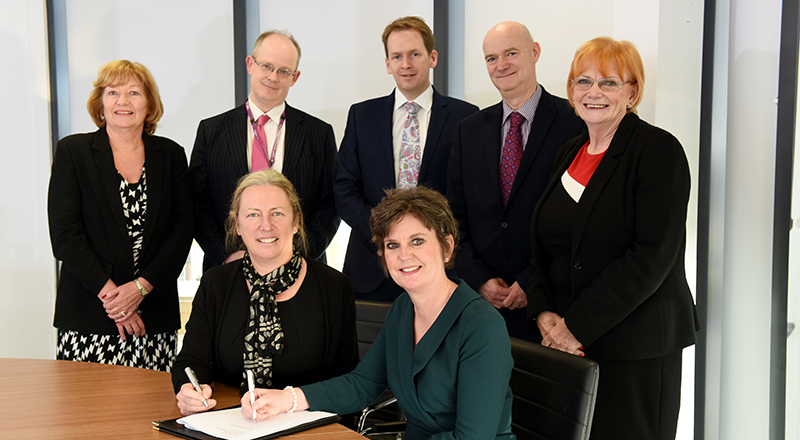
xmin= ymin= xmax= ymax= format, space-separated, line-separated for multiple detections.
xmin=246 ymin=96 xmax=287 ymax=173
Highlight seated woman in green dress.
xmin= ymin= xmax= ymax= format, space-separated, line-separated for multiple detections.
xmin=242 ymin=186 xmax=515 ymax=440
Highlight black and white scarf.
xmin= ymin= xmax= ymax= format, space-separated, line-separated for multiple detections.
xmin=241 ymin=251 xmax=302 ymax=387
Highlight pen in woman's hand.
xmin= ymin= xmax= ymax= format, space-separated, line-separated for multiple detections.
xmin=184 ymin=367 xmax=209 ymax=408
xmin=246 ymin=370 xmax=257 ymax=422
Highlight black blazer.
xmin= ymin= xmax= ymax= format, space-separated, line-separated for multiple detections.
xmin=171 ymin=258 xmax=359 ymax=393
xmin=48 ymin=127 xmax=194 ymax=335
xmin=189 ymin=103 xmax=340 ymax=270
xmin=526 ymin=113 xmax=699 ymax=360
xmin=447 ymin=87 xmax=585 ymax=291
xmin=334 ymin=88 xmax=478 ymax=293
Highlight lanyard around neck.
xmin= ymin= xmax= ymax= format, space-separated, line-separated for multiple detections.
xmin=246 ymin=101 xmax=286 ymax=168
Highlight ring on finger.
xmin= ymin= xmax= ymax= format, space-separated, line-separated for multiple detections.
xmin=121 ymin=311 xmax=126 ymax=317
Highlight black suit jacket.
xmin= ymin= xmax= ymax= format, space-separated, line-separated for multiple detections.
xmin=190 ymin=103 xmax=339 ymax=271
xmin=334 ymin=88 xmax=478 ymax=293
xmin=48 ymin=128 xmax=194 ymax=334
xmin=527 ymin=113 xmax=699 ymax=360
xmin=447 ymin=87 xmax=585 ymax=292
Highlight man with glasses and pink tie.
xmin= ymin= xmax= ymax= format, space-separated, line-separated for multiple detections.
xmin=446 ymin=21 xmax=584 ymax=341
xmin=190 ymin=30 xmax=339 ymax=272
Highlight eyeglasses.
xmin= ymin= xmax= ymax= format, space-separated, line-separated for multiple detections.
xmin=571 ymin=77 xmax=632 ymax=92
xmin=252 ymin=58 xmax=296 ymax=80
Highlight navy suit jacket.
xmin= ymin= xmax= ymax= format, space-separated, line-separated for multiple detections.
xmin=527 ymin=113 xmax=699 ymax=360
xmin=190 ymin=103 xmax=339 ymax=271
xmin=334 ymin=88 xmax=478 ymax=293
xmin=447 ymin=87 xmax=585 ymax=292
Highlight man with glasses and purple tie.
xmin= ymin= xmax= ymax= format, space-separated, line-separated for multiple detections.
xmin=190 ymin=30 xmax=339 ymax=272
xmin=333 ymin=16 xmax=478 ymax=302
xmin=446 ymin=21 xmax=584 ymax=341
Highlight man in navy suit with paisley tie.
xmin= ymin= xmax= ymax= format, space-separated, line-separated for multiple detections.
xmin=334 ymin=16 xmax=478 ymax=302
xmin=190 ymin=30 xmax=339 ymax=271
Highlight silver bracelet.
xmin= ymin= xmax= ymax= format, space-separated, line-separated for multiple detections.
xmin=284 ymin=386 xmax=298 ymax=414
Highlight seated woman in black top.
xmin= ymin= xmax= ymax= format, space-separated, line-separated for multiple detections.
xmin=172 ymin=170 xmax=358 ymax=415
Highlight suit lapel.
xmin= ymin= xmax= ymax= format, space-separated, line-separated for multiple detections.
xmin=507 ymin=88 xmax=555 ymax=205
xmin=571 ymin=113 xmax=638 ymax=251
xmin=483 ymin=103 xmax=505 ymax=207
xmin=282 ymin=103 xmax=304 ymax=178
xmin=419 ymin=89 xmax=447 ymax=182
xmin=141 ymin=135 xmax=164 ymax=254
xmin=226 ymin=104 xmax=249 ymax=174
xmin=378 ymin=94 xmax=396 ymax=176
xmin=92 ymin=129 xmax=129 ymax=240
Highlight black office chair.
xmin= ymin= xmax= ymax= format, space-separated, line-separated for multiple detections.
xmin=509 ymin=337 xmax=599 ymax=440
xmin=352 ymin=300 xmax=406 ymax=438
xmin=355 ymin=300 xmax=392 ymax=360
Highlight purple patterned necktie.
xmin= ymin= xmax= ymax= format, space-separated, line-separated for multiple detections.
xmin=397 ymin=102 xmax=421 ymax=189
xmin=500 ymin=112 xmax=524 ymax=205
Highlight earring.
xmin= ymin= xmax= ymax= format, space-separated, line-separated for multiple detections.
xmin=445 ymin=257 xmax=449 ymax=262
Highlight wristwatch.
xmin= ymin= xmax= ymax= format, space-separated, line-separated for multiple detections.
xmin=133 ymin=279 xmax=149 ymax=297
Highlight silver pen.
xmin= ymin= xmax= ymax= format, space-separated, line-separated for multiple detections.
xmin=184 ymin=367 xmax=209 ymax=408
xmin=246 ymin=370 xmax=257 ymax=422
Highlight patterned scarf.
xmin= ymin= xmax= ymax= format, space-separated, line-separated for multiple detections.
xmin=241 ymin=250 xmax=302 ymax=387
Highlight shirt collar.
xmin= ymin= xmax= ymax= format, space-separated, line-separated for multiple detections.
xmin=502 ymin=84 xmax=542 ymax=124
xmin=247 ymin=95 xmax=286 ymax=122
xmin=393 ymin=84 xmax=434 ymax=112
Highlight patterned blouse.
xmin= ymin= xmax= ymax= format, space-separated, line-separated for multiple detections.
xmin=119 ymin=165 xmax=147 ymax=274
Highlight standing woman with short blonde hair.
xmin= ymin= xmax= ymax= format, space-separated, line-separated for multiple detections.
xmin=48 ymin=60 xmax=194 ymax=371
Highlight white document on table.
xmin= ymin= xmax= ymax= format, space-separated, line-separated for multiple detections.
xmin=177 ymin=407 xmax=338 ymax=440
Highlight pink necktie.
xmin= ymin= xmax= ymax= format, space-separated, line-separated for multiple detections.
xmin=397 ymin=102 xmax=421 ymax=189
xmin=252 ymin=114 xmax=270 ymax=171
xmin=500 ymin=112 xmax=524 ymax=205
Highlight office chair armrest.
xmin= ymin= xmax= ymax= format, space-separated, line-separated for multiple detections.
xmin=357 ymin=396 xmax=398 ymax=432
xmin=360 ymin=420 xmax=407 ymax=436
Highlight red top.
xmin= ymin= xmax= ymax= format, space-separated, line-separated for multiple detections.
xmin=562 ymin=141 xmax=606 ymax=202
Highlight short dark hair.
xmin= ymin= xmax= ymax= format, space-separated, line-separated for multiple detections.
xmin=369 ymin=186 xmax=459 ymax=275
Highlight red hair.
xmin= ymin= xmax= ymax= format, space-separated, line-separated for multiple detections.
xmin=567 ymin=37 xmax=645 ymax=113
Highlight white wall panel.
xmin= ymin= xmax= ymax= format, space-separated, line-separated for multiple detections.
xmin=63 ymin=0 xmax=235 ymax=155
xmin=0 ymin=1 xmax=58 ymax=358
xmin=716 ymin=0 xmax=782 ymax=437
